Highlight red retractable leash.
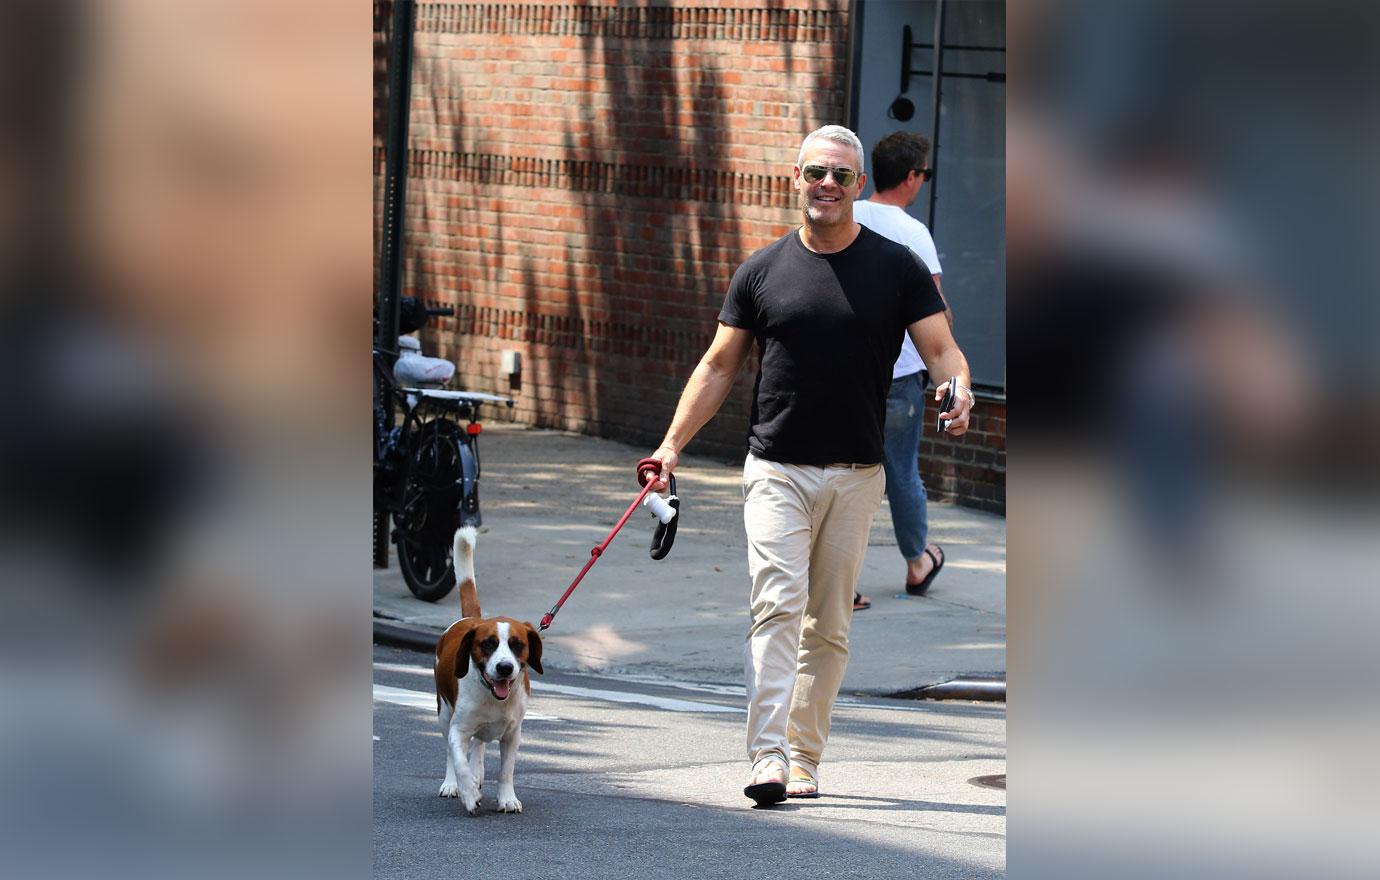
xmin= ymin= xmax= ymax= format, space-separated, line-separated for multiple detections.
xmin=538 ymin=457 xmax=679 ymax=631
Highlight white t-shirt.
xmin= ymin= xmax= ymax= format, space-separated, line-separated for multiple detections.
xmin=852 ymin=199 xmax=943 ymax=380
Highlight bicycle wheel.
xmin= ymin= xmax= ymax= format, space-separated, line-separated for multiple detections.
xmin=394 ymin=525 xmax=454 ymax=602
xmin=392 ymin=419 xmax=464 ymax=602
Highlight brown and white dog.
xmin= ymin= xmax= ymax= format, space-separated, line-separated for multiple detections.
xmin=433 ymin=526 xmax=543 ymax=815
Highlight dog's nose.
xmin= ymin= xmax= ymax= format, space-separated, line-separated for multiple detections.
xmin=495 ymin=661 xmax=514 ymax=678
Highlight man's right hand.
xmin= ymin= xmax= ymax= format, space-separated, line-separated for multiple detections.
xmin=646 ymin=446 xmax=679 ymax=492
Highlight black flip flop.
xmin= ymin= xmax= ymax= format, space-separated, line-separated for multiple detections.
xmin=744 ymin=779 xmax=787 ymax=805
xmin=853 ymin=592 xmax=871 ymax=611
xmin=905 ymin=544 xmax=945 ymax=596
xmin=744 ymin=758 xmax=788 ymax=805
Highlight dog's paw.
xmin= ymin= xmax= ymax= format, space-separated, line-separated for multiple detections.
xmin=438 ymin=781 xmax=460 ymax=798
xmin=461 ymin=783 xmax=482 ymax=815
xmin=496 ymin=795 xmax=523 ymax=814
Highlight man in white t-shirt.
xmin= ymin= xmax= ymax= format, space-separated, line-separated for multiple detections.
xmin=852 ymin=131 xmax=953 ymax=603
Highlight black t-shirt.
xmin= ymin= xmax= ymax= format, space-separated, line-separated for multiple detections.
xmin=719 ymin=225 xmax=945 ymax=465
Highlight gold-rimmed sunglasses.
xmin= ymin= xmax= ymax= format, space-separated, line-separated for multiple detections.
xmin=801 ymin=164 xmax=859 ymax=187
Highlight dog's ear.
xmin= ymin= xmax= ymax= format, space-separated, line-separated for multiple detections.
xmin=524 ymin=623 xmax=543 ymax=675
xmin=456 ymin=627 xmax=478 ymax=679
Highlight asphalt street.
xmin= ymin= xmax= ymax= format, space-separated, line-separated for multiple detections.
xmin=374 ymin=644 xmax=1005 ymax=879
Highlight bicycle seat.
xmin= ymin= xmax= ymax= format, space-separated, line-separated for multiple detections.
xmin=393 ymin=334 xmax=455 ymax=387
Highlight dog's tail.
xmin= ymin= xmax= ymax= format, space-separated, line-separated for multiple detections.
xmin=453 ymin=526 xmax=480 ymax=619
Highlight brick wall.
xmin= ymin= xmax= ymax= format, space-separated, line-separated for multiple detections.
xmin=921 ymin=395 xmax=1006 ymax=514
xmin=375 ymin=0 xmax=1005 ymax=513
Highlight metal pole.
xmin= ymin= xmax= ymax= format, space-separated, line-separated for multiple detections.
xmin=377 ymin=0 xmax=416 ymax=361
xmin=925 ymin=0 xmax=946 ymax=232
xmin=373 ymin=0 xmax=416 ymax=571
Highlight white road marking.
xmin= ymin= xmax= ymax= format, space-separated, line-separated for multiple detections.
xmin=608 ymin=673 xmax=746 ymax=697
xmin=373 ymin=684 xmax=437 ymax=709
xmin=372 ymin=684 xmax=559 ymax=721
xmin=374 ymin=661 xmax=434 ymax=677
xmin=374 ymin=663 xmax=741 ymax=714
xmin=532 ymin=681 xmax=744 ymax=714
xmin=373 ymin=662 xmax=999 ymax=715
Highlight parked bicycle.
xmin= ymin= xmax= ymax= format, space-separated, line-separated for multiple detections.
xmin=373 ymin=299 xmax=513 ymax=601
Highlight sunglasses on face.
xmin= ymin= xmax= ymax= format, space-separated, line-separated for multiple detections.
xmin=918 ymin=167 xmax=934 ymax=182
xmin=801 ymin=164 xmax=859 ymax=187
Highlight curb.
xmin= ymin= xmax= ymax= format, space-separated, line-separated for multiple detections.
xmin=375 ymin=615 xmax=1005 ymax=702
xmin=374 ymin=617 xmax=442 ymax=653
xmin=887 ymin=677 xmax=1006 ymax=702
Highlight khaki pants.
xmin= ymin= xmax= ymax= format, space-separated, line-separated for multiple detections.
xmin=742 ymin=452 xmax=884 ymax=774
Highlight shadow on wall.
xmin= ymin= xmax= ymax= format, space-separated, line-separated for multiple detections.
xmin=531 ymin=27 xmax=744 ymax=451
xmin=539 ymin=0 xmax=841 ymax=457
xmin=374 ymin=0 xmax=472 ymax=339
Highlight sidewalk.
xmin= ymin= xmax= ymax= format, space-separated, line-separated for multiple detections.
xmin=374 ymin=423 xmax=1005 ymax=697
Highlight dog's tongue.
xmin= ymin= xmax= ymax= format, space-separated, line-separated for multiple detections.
xmin=493 ymin=679 xmax=511 ymax=700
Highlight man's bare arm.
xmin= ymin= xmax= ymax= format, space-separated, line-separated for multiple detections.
xmin=933 ymin=274 xmax=953 ymax=329
xmin=647 ymin=322 xmax=755 ymax=489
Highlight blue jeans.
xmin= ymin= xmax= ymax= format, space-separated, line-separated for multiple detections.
xmin=882 ymin=371 xmax=929 ymax=561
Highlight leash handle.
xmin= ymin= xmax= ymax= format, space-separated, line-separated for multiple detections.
xmin=648 ymin=473 xmax=678 ymax=560
xmin=637 ymin=457 xmax=682 ymax=559
xmin=635 ymin=457 xmax=663 ymax=487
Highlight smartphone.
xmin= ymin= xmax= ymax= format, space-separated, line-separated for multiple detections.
xmin=936 ymin=377 xmax=958 ymax=433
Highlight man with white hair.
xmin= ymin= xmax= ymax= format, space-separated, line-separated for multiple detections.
xmin=646 ymin=125 xmax=974 ymax=804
